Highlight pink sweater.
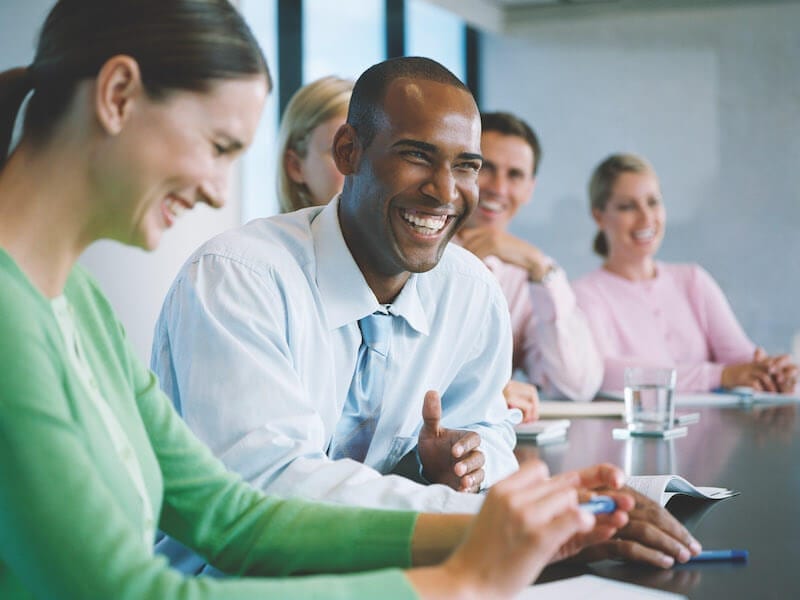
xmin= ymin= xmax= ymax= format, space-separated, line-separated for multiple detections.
xmin=573 ymin=262 xmax=756 ymax=393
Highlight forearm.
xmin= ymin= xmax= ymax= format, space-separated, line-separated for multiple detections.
xmin=524 ymin=316 xmax=603 ymax=402
xmin=523 ymin=274 xmax=602 ymax=401
xmin=410 ymin=513 xmax=472 ymax=566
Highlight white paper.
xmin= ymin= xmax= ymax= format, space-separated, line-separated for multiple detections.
xmin=515 ymin=419 xmax=571 ymax=437
xmin=626 ymin=474 xmax=738 ymax=506
xmin=601 ymin=390 xmax=800 ymax=407
xmin=539 ymin=401 xmax=624 ymax=419
xmin=516 ymin=574 xmax=686 ymax=599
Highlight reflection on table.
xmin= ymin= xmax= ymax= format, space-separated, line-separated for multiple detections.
xmin=516 ymin=403 xmax=799 ymax=599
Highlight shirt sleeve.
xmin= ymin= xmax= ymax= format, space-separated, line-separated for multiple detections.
xmin=439 ymin=280 xmax=520 ymax=487
xmin=152 ymin=254 xmax=484 ymax=515
xmin=0 ymin=308 xmax=417 ymax=600
xmin=522 ymin=269 xmax=603 ymax=402
xmin=688 ymin=265 xmax=756 ymax=367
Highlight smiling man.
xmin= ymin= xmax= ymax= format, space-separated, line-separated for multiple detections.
xmin=456 ymin=112 xmax=602 ymax=402
xmin=151 ymin=58 xmax=518 ymax=541
xmin=153 ymin=61 xmax=702 ymax=576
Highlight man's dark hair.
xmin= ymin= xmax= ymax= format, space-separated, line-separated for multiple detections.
xmin=347 ymin=56 xmax=471 ymax=148
xmin=480 ymin=111 xmax=542 ymax=176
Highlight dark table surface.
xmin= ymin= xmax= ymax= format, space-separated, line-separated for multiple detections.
xmin=516 ymin=402 xmax=800 ymax=599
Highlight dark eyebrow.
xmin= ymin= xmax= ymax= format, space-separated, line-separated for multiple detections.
xmin=215 ymin=133 xmax=245 ymax=153
xmin=459 ymin=152 xmax=483 ymax=162
xmin=393 ymin=139 xmax=437 ymax=153
xmin=223 ymin=140 xmax=245 ymax=153
xmin=392 ymin=139 xmax=482 ymax=163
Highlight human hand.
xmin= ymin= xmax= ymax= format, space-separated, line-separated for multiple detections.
xmin=720 ymin=348 xmax=778 ymax=392
xmin=548 ymin=464 xmax=634 ymax=563
xmin=570 ymin=487 xmax=702 ymax=568
xmin=418 ymin=390 xmax=485 ymax=493
xmin=760 ymin=351 xmax=798 ymax=393
xmin=458 ymin=227 xmax=550 ymax=281
xmin=503 ymin=380 xmax=539 ymax=423
xmin=438 ymin=461 xmax=597 ymax=599
xmin=722 ymin=348 xmax=799 ymax=392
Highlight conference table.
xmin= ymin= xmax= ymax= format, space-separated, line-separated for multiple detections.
xmin=515 ymin=399 xmax=800 ymax=599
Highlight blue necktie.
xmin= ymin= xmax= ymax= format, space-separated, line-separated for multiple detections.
xmin=329 ymin=311 xmax=393 ymax=462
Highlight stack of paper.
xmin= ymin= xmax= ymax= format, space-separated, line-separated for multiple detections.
xmin=515 ymin=419 xmax=570 ymax=444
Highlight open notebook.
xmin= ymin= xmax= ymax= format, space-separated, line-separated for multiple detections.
xmin=626 ymin=474 xmax=739 ymax=506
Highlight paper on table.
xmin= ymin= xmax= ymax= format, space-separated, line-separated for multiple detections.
xmin=602 ymin=389 xmax=800 ymax=407
xmin=674 ymin=393 xmax=743 ymax=407
xmin=626 ymin=474 xmax=739 ymax=506
xmin=516 ymin=575 xmax=686 ymax=599
xmin=670 ymin=392 xmax=800 ymax=407
xmin=734 ymin=388 xmax=800 ymax=404
xmin=515 ymin=419 xmax=570 ymax=443
xmin=539 ymin=400 xmax=624 ymax=419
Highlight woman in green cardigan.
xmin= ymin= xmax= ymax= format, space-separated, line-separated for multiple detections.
xmin=0 ymin=2 xmax=632 ymax=598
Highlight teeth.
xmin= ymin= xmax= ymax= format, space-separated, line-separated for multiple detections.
xmin=401 ymin=210 xmax=448 ymax=233
xmin=166 ymin=197 xmax=188 ymax=219
xmin=633 ymin=228 xmax=655 ymax=241
xmin=479 ymin=199 xmax=503 ymax=213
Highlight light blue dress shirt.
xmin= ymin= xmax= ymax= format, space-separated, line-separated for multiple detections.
xmin=152 ymin=199 xmax=518 ymax=519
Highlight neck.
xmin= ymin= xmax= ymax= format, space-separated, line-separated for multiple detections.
xmin=603 ymin=254 xmax=657 ymax=281
xmin=362 ymin=270 xmax=410 ymax=305
xmin=337 ymin=200 xmax=411 ymax=304
xmin=0 ymin=138 xmax=96 ymax=297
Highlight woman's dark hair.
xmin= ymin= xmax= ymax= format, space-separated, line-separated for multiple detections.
xmin=0 ymin=0 xmax=270 ymax=167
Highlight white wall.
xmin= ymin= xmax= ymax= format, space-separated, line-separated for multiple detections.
xmin=481 ymin=1 xmax=800 ymax=354
xmin=0 ymin=0 xmax=277 ymax=362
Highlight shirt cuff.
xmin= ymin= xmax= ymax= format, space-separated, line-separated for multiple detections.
xmin=528 ymin=267 xmax=575 ymax=323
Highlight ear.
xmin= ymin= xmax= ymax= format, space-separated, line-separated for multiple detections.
xmin=332 ymin=123 xmax=360 ymax=176
xmin=591 ymin=207 xmax=604 ymax=228
xmin=94 ymin=55 xmax=143 ymax=135
xmin=284 ymin=149 xmax=307 ymax=184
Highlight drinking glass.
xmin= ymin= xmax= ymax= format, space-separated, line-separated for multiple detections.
xmin=624 ymin=366 xmax=677 ymax=433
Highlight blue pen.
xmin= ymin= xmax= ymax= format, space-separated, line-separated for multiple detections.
xmin=687 ymin=549 xmax=749 ymax=563
xmin=579 ymin=495 xmax=616 ymax=515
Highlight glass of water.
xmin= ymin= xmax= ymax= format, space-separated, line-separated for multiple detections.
xmin=624 ymin=367 xmax=677 ymax=433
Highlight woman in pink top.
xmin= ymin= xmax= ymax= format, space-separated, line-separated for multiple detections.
xmin=573 ymin=153 xmax=797 ymax=393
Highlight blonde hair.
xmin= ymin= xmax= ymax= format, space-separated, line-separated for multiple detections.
xmin=588 ymin=153 xmax=656 ymax=257
xmin=277 ymin=76 xmax=353 ymax=212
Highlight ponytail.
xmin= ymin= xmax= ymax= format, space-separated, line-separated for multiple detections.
xmin=593 ymin=230 xmax=609 ymax=257
xmin=0 ymin=67 xmax=34 ymax=168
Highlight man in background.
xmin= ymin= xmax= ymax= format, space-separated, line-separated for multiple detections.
xmin=457 ymin=111 xmax=602 ymax=404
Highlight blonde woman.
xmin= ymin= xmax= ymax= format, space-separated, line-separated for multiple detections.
xmin=574 ymin=153 xmax=797 ymax=394
xmin=277 ymin=76 xmax=352 ymax=212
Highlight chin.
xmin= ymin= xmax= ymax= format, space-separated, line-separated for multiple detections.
xmin=401 ymin=246 xmax=448 ymax=274
xmin=136 ymin=230 xmax=163 ymax=252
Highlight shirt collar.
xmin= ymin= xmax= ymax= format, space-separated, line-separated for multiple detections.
xmin=312 ymin=197 xmax=430 ymax=335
